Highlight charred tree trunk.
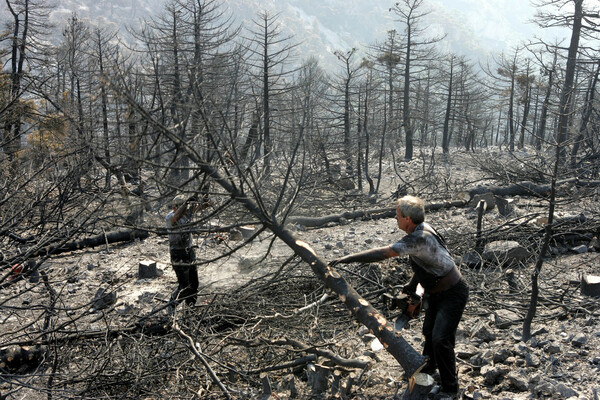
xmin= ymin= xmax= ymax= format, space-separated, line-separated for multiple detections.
xmin=186 ymin=159 xmax=429 ymax=378
xmin=29 ymin=229 xmax=149 ymax=258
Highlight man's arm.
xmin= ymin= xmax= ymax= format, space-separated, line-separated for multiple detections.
xmin=168 ymin=202 xmax=189 ymax=225
xmin=330 ymin=245 xmax=399 ymax=266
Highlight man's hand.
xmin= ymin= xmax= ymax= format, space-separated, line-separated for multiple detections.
xmin=402 ymin=277 xmax=419 ymax=295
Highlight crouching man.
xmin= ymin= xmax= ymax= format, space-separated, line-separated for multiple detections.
xmin=330 ymin=195 xmax=469 ymax=399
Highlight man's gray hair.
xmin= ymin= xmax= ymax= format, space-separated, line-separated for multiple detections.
xmin=396 ymin=195 xmax=425 ymax=225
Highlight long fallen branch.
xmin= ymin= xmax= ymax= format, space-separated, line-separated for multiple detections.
xmin=263 ymin=337 xmax=371 ymax=370
xmin=245 ymin=355 xmax=318 ymax=374
xmin=253 ymin=293 xmax=330 ymax=320
xmin=467 ymin=177 xmax=600 ymax=198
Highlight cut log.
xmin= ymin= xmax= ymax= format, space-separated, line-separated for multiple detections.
xmin=581 ymin=275 xmax=600 ymax=298
xmin=0 ymin=345 xmax=48 ymax=373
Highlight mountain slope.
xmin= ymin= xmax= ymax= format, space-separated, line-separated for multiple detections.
xmin=42 ymin=0 xmax=541 ymax=70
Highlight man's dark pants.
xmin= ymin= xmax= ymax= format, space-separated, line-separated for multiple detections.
xmin=422 ymin=279 xmax=469 ymax=394
xmin=169 ymin=248 xmax=198 ymax=306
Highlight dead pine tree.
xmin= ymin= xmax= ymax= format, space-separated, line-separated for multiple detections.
xmin=522 ymin=0 xmax=586 ymax=341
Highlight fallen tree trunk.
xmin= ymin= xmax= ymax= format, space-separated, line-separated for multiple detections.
xmin=287 ymin=200 xmax=468 ymax=228
xmin=286 ymin=178 xmax=600 ymax=230
xmin=467 ymin=177 xmax=600 ymax=198
xmin=29 ymin=229 xmax=149 ymax=258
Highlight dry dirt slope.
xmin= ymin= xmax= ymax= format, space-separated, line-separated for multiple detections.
xmin=9 ymin=203 xmax=598 ymax=399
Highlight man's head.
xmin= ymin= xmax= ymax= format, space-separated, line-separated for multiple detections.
xmin=171 ymin=194 xmax=187 ymax=209
xmin=395 ymin=195 xmax=425 ymax=233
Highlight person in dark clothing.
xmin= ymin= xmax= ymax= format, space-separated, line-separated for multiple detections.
xmin=329 ymin=195 xmax=469 ymax=400
xmin=166 ymin=194 xmax=210 ymax=307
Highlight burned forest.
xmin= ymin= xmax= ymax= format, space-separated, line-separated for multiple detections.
xmin=1 ymin=0 xmax=600 ymax=399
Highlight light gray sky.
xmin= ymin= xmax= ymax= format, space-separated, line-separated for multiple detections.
xmin=375 ymin=0 xmax=570 ymax=59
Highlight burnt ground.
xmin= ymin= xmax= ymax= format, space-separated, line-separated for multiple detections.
xmin=1 ymin=148 xmax=600 ymax=399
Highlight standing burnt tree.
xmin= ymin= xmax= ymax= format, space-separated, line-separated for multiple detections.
xmin=390 ymin=0 xmax=443 ymax=161
xmin=2 ymin=0 xmax=53 ymax=159
xmin=331 ymin=48 xmax=362 ymax=182
xmin=243 ymin=10 xmax=300 ymax=176
xmin=522 ymin=0 xmax=597 ymax=341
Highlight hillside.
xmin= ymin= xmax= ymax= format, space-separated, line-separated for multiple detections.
xmin=39 ymin=0 xmax=544 ymax=72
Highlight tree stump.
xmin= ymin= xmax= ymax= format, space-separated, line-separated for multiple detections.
xmin=496 ymin=196 xmax=516 ymax=216
xmin=402 ymin=373 xmax=435 ymax=399
xmin=280 ymin=374 xmax=298 ymax=398
xmin=307 ymin=363 xmax=330 ymax=395
xmin=581 ymin=275 xmax=600 ymax=298
xmin=505 ymin=269 xmax=518 ymax=293
xmin=471 ymin=192 xmax=496 ymax=211
xmin=341 ymin=372 xmax=356 ymax=399
xmin=240 ymin=225 xmax=257 ymax=240
xmin=138 ymin=260 xmax=158 ymax=279
xmin=260 ymin=372 xmax=272 ymax=396
xmin=331 ymin=369 xmax=343 ymax=398
xmin=229 ymin=228 xmax=243 ymax=241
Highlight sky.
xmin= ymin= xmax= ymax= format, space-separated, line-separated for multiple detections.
xmin=413 ymin=0 xmax=569 ymax=58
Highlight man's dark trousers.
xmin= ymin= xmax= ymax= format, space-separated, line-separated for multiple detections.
xmin=170 ymin=248 xmax=198 ymax=306
xmin=422 ymin=279 xmax=469 ymax=394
